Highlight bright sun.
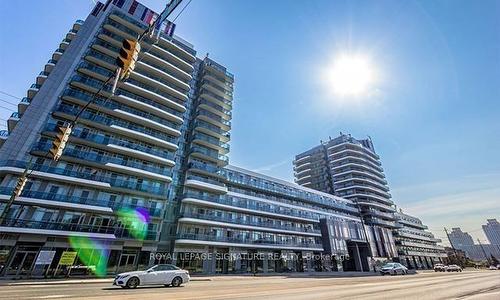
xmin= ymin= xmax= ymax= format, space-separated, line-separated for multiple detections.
xmin=328 ymin=54 xmax=375 ymax=96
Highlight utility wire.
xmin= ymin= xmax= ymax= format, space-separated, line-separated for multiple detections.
xmin=0 ymin=90 xmax=21 ymax=100
xmin=0 ymin=98 xmax=18 ymax=107
xmin=172 ymin=0 xmax=193 ymax=22
xmin=0 ymin=104 xmax=15 ymax=112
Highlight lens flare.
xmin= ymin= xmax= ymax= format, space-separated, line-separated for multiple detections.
xmin=68 ymin=236 xmax=109 ymax=277
xmin=117 ymin=207 xmax=150 ymax=240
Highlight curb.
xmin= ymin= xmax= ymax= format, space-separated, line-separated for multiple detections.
xmin=0 ymin=278 xmax=212 ymax=286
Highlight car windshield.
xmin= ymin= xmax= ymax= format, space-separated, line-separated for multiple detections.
xmin=383 ymin=263 xmax=396 ymax=268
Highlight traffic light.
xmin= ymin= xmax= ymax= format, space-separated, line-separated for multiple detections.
xmin=13 ymin=176 xmax=27 ymax=197
xmin=50 ymin=125 xmax=72 ymax=161
xmin=116 ymin=39 xmax=141 ymax=80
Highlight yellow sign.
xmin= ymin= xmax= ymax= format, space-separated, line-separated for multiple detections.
xmin=59 ymin=251 xmax=77 ymax=266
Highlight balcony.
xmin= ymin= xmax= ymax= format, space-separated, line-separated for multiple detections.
xmin=43 ymin=123 xmax=174 ymax=165
xmin=334 ymin=175 xmax=389 ymax=192
xmin=200 ymin=89 xmax=232 ymax=109
xmin=365 ymin=217 xmax=397 ymax=228
xmin=198 ymin=98 xmax=232 ymax=120
xmin=190 ymin=146 xmax=229 ymax=166
xmin=0 ymin=130 xmax=8 ymax=147
xmin=45 ymin=59 xmax=57 ymax=72
xmin=182 ymin=193 xmax=319 ymax=223
xmin=397 ymin=219 xmax=429 ymax=230
xmin=192 ymin=132 xmax=230 ymax=154
xmin=7 ymin=112 xmax=21 ymax=133
xmin=36 ymin=71 xmax=50 ymax=85
xmin=0 ymin=160 xmax=168 ymax=196
xmin=361 ymin=208 xmax=396 ymax=220
xmin=335 ymin=185 xmax=391 ymax=199
xmin=136 ymin=60 xmax=190 ymax=92
xmin=62 ymin=86 xmax=181 ymax=135
xmin=0 ymin=187 xmax=113 ymax=213
xmin=196 ymin=109 xmax=231 ymax=130
xmin=32 ymin=142 xmax=172 ymax=182
xmin=176 ymin=233 xmax=323 ymax=251
xmin=329 ymin=148 xmax=381 ymax=166
xmin=180 ymin=211 xmax=321 ymax=236
xmin=55 ymin=104 xmax=179 ymax=150
xmin=0 ymin=218 xmax=116 ymax=239
xmin=356 ymin=201 xmax=395 ymax=212
xmin=330 ymin=155 xmax=384 ymax=173
xmin=187 ymin=161 xmax=225 ymax=178
xmin=193 ymin=120 xmax=230 ymax=142
xmin=185 ymin=175 xmax=228 ymax=194
xmin=18 ymin=97 xmax=31 ymax=114
xmin=28 ymin=83 xmax=40 ymax=99
xmin=204 ymin=60 xmax=234 ymax=81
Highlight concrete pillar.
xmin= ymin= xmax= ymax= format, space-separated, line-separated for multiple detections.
xmin=263 ymin=253 xmax=268 ymax=273
xmin=353 ymin=243 xmax=364 ymax=272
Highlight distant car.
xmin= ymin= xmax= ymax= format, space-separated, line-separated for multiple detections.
xmin=113 ymin=264 xmax=190 ymax=289
xmin=434 ymin=263 xmax=446 ymax=272
xmin=488 ymin=265 xmax=498 ymax=270
xmin=446 ymin=264 xmax=462 ymax=272
xmin=380 ymin=263 xmax=408 ymax=275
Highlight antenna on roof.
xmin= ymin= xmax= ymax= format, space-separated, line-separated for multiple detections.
xmin=329 ymin=136 xmax=331 ymax=140
xmin=205 ymin=52 xmax=209 ymax=58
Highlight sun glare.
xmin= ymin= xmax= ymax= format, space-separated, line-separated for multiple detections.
xmin=328 ymin=54 xmax=376 ymax=96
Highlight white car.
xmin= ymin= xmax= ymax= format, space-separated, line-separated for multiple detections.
xmin=446 ymin=264 xmax=462 ymax=272
xmin=114 ymin=264 xmax=190 ymax=289
xmin=380 ymin=263 xmax=408 ymax=275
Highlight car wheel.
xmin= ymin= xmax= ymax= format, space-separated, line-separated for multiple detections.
xmin=126 ymin=277 xmax=140 ymax=289
xmin=171 ymin=276 xmax=183 ymax=287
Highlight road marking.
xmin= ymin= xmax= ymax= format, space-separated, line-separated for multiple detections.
xmin=29 ymin=296 xmax=69 ymax=299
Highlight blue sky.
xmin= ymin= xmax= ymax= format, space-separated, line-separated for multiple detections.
xmin=1 ymin=0 xmax=499 ymax=243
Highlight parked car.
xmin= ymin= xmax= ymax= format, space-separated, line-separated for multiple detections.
xmin=446 ymin=264 xmax=462 ymax=272
xmin=488 ymin=265 xmax=498 ymax=270
xmin=434 ymin=263 xmax=447 ymax=272
xmin=380 ymin=263 xmax=408 ymax=275
xmin=113 ymin=264 xmax=190 ymax=289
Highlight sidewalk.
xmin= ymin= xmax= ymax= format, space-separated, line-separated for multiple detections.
xmin=0 ymin=271 xmax=385 ymax=286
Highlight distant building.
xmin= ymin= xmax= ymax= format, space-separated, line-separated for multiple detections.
xmin=393 ymin=211 xmax=447 ymax=269
xmin=483 ymin=219 xmax=500 ymax=245
xmin=293 ymin=133 xmax=397 ymax=259
xmin=448 ymin=228 xmax=475 ymax=247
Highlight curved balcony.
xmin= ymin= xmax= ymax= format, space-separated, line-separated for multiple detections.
xmin=43 ymin=123 xmax=174 ymax=165
xmin=27 ymin=83 xmax=40 ymax=99
xmin=201 ymin=79 xmax=233 ymax=98
xmin=335 ymin=184 xmax=391 ymax=199
xmin=115 ymin=91 xmax=184 ymax=123
xmin=36 ymin=71 xmax=50 ymax=85
xmin=176 ymin=233 xmax=323 ymax=251
xmin=55 ymin=104 xmax=179 ymax=150
xmin=33 ymin=142 xmax=172 ymax=182
xmin=365 ymin=217 xmax=397 ymax=228
xmin=331 ymin=164 xmax=386 ymax=183
xmin=397 ymin=219 xmax=429 ymax=230
xmin=187 ymin=161 xmax=225 ymax=178
xmin=7 ymin=112 xmax=21 ymax=133
xmin=136 ymin=60 xmax=190 ymax=93
xmin=204 ymin=59 xmax=234 ymax=81
xmin=334 ymin=175 xmax=389 ymax=192
xmin=341 ymin=191 xmax=393 ymax=206
xmin=330 ymin=155 xmax=383 ymax=173
xmin=201 ymin=81 xmax=232 ymax=101
xmin=330 ymin=162 xmax=385 ymax=178
xmin=62 ymin=86 xmax=181 ymax=136
xmin=395 ymin=231 xmax=441 ymax=243
xmin=329 ymin=148 xmax=381 ymax=166
xmin=0 ymin=160 xmax=168 ymax=196
xmin=327 ymin=142 xmax=380 ymax=160
xmin=356 ymin=201 xmax=395 ymax=212
xmin=361 ymin=208 xmax=396 ymax=220
xmin=179 ymin=212 xmax=321 ymax=236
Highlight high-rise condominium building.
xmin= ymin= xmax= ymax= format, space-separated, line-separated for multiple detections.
xmin=293 ymin=133 xmax=398 ymax=258
xmin=448 ymin=228 xmax=475 ymax=247
xmin=0 ymin=0 xmax=373 ymax=277
xmin=393 ymin=211 xmax=446 ymax=269
xmin=482 ymin=219 xmax=500 ymax=245
xmin=0 ymin=0 xmax=233 ymax=277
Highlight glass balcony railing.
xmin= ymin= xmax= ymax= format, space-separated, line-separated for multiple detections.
xmin=187 ymin=161 xmax=224 ymax=175
xmin=176 ymin=233 xmax=321 ymax=249
xmin=190 ymin=146 xmax=229 ymax=163
xmin=115 ymin=228 xmax=158 ymax=240
xmin=0 ymin=218 xmax=115 ymax=235
xmin=47 ymin=59 xmax=58 ymax=65
xmin=186 ymin=174 xmax=226 ymax=187
xmin=30 ymin=84 xmax=41 ymax=90
xmin=10 ymin=112 xmax=21 ymax=119
xmin=183 ymin=191 xmax=320 ymax=222
xmin=181 ymin=211 xmax=320 ymax=234
xmin=43 ymin=123 xmax=174 ymax=161
xmin=56 ymin=103 xmax=178 ymax=144
xmin=38 ymin=71 xmax=50 ymax=77
xmin=200 ymin=89 xmax=232 ymax=107
xmin=204 ymin=59 xmax=234 ymax=80
xmin=116 ymin=89 xmax=184 ymax=118
xmin=192 ymin=133 xmax=230 ymax=151
xmin=0 ymin=130 xmax=8 ymax=137
xmin=0 ymin=160 xmax=167 ymax=195
xmin=63 ymin=86 xmax=181 ymax=130
xmin=198 ymin=98 xmax=232 ymax=117
xmin=201 ymin=80 xmax=233 ymax=97
xmin=126 ymin=78 xmax=185 ymax=104
xmin=20 ymin=97 xmax=31 ymax=104
xmin=193 ymin=120 xmax=231 ymax=139
xmin=197 ymin=109 xmax=231 ymax=127
xmin=33 ymin=142 xmax=171 ymax=177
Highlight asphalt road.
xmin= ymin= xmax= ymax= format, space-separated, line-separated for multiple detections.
xmin=1 ymin=270 xmax=499 ymax=300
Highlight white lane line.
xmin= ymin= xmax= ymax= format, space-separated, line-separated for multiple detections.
xmin=31 ymin=296 xmax=70 ymax=299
